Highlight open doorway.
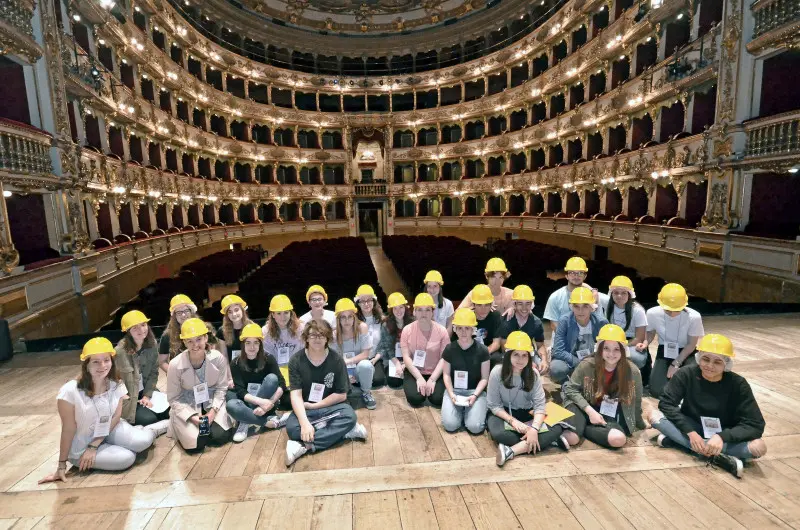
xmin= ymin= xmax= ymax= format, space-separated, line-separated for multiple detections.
xmin=357 ymin=201 xmax=384 ymax=245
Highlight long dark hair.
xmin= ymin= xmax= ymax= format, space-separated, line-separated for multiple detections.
xmin=77 ymin=355 xmax=121 ymax=397
xmin=235 ymin=336 xmax=267 ymax=372
xmin=118 ymin=327 xmax=157 ymax=355
xmin=605 ymin=293 xmax=641 ymax=332
xmin=384 ymin=304 xmax=414 ymax=339
xmin=222 ymin=312 xmax=255 ymax=345
xmin=593 ymin=340 xmax=634 ymax=404
xmin=357 ymin=300 xmax=385 ymax=322
xmin=266 ymin=311 xmax=302 ymax=341
xmin=500 ymin=349 xmax=536 ymax=392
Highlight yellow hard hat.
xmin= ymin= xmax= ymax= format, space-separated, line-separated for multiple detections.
xmin=306 ymin=285 xmax=328 ymax=302
xmin=697 ymin=334 xmax=734 ymax=358
xmin=596 ymin=324 xmax=628 ymax=345
xmin=80 ymin=337 xmax=116 ymax=361
xmin=452 ymin=308 xmax=478 ymax=327
xmin=220 ymin=294 xmax=247 ymax=314
xmin=239 ymin=322 xmax=264 ymax=341
xmin=568 ymin=286 xmax=595 ymax=305
xmin=414 ymin=293 xmax=436 ymax=308
xmin=512 ymin=284 xmax=535 ymax=302
xmin=657 ymin=283 xmax=688 ymax=312
xmin=355 ymin=284 xmax=376 ymax=298
xmin=335 ymin=298 xmax=358 ymax=315
xmin=485 ymin=257 xmax=508 ymax=273
xmin=423 ymin=270 xmax=444 ymax=285
xmin=505 ymin=331 xmax=533 ymax=352
xmin=387 ymin=292 xmax=408 ymax=308
xmin=180 ymin=318 xmax=209 ymax=340
xmin=564 ymin=257 xmax=589 ymax=272
xmin=169 ymin=294 xmax=195 ymax=312
xmin=121 ymin=310 xmax=149 ymax=332
xmin=269 ymin=294 xmax=294 ymax=313
xmin=609 ymin=275 xmax=636 ymax=299
xmin=471 ymin=284 xmax=494 ymax=305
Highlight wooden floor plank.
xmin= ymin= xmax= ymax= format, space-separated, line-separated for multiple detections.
xmin=588 ymin=473 xmax=673 ymax=529
xmin=618 ymin=472 xmax=706 ymax=529
xmin=414 ymin=407 xmax=452 ymax=462
xmin=218 ymin=500 xmax=264 ymax=530
xmin=216 ymin=436 xmax=259 ymax=478
xmin=242 ymin=429 xmax=280 ymax=476
xmin=256 ymin=497 xmax=314 ymax=529
xmin=353 ymin=491 xmax=401 ymax=530
xmin=459 ymin=483 xmax=522 ymax=530
xmin=157 ymin=503 xmax=228 ymax=530
xmin=310 ymin=494 xmax=352 ymax=530
xmin=561 ymin=475 xmax=635 ymax=529
xmin=351 ymin=409 xmax=374 ymax=468
xmin=500 ymin=479 xmax=583 ymax=530
xmin=427 ymin=486 xmax=475 ymax=530
xmin=396 ymin=489 xmax=439 ymax=530
xmin=370 ymin=404 xmax=404 ymax=467
xmin=427 ymin=408 xmax=482 ymax=460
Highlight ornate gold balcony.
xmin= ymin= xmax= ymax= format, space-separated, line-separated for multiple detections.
xmin=0 ymin=119 xmax=53 ymax=177
xmin=0 ymin=0 xmax=42 ymax=63
xmin=744 ymin=110 xmax=800 ymax=159
xmin=354 ymin=183 xmax=388 ymax=196
xmin=752 ymin=0 xmax=800 ymax=41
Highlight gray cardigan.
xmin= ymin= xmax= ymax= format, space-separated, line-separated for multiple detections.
xmin=486 ymin=365 xmax=547 ymax=416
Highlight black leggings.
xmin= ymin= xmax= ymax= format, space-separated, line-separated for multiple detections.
xmin=403 ymin=372 xmax=445 ymax=408
xmin=565 ymin=404 xmax=628 ymax=449
xmin=488 ymin=408 xmax=563 ymax=448
xmin=134 ymin=403 xmax=169 ymax=426
xmin=372 ymin=361 xmax=387 ymax=388
xmin=191 ymin=422 xmax=232 ymax=453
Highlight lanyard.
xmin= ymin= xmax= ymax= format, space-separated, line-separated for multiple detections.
xmin=92 ymin=388 xmax=114 ymax=422
xmin=664 ymin=311 xmax=685 ymax=346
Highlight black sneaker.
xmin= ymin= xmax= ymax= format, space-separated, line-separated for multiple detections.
xmin=555 ymin=434 xmax=571 ymax=451
xmin=656 ymin=434 xmax=677 ymax=448
xmin=709 ymin=453 xmax=743 ymax=478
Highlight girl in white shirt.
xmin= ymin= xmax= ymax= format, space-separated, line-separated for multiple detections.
xmin=424 ymin=270 xmax=455 ymax=331
xmin=604 ymin=276 xmax=649 ymax=382
xmin=39 ymin=338 xmax=156 ymax=483
xmin=262 ymin=294 xmax=305 ymax=371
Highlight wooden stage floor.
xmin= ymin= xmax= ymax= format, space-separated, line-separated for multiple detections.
xmin=1 ymin=313 xmax=799 ymax=529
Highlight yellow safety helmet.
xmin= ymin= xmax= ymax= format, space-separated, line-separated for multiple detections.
xmin=505 ymin=331 xmax=533 ymax=352
xmin=657 ymin=283 xmax=688 ymax=312
xmin=697 ymin=334 xmax=734 ymax=358
xmin=220 ymin=294 xmax=247 ymax=314
xmin=180 ymin=318 xmax=210 ymax=340
xmin=306 ymin=285 xmax=328 ymax=302
xmin=121 ymin=310 xmax=150 ymax=332
xmin=452 ymin=307 xmax=478 ymax=327
xmin=387 ymin=292 xmax=408 ymax=308
xmin=609 ymin=276 xmax=636 ymax=299
xmin=512 ymin=284 xmax=535 ymax=302
xmin=80 ymin=337 xmax=116 ymax=361
xmin=564 ymin=257 xmax=589 ymax=272
xmin=485 ymin=257 xmax=509 ymax=273
xmin=355 ymin=284 xmax=376 ymax=299
xmin=239 ymin=322 xmax=264 ymax=341
xmin=169 ymin=294 xmax=195 ymax=312
xmin=596 ymin=324 xmax=628 ymax=345
xmin=335 ymin=298 xmax=358 ymax=315
xmin=414 ymin=293 xmax=436 ymax=308
xmin=269 ymin=294 xmax=294 ymax=313
xmin=423 ymin=270 xmax=444 ymax=285
xmin=471 ymin=284 xmax=494 ymax=305
xmin=568 ymin=286 xmax=595 ymax=305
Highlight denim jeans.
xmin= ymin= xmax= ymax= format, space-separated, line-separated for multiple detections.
xmin=351 ymin=360 xmax=375 ymax=393
xmin=652 ymin=415 xmax=755 ymax=460
xmin=549 ymin=359 xmax=574 ymax=384
xmin=441 ymin=389 xmax=488 ymax=434
xmin=226 ymin=373 xmax=281 ymax=426
xmin=286 ymin=402 xmax=358 ymax=452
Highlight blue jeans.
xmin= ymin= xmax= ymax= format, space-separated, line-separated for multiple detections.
xmin=286 ymin=402 xmax=358 ymax=452
xmin=652 ymin=415 xmax=755 ymax=460
xmin=441 ymin=389 xmax=488 ymax=434
xmin=226 ymin=373 xmax=281 ymax=426
xmin=549 ymin=359 xmax=574 ymax=384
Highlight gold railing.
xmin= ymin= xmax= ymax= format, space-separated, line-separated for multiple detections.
xmin=0 ymin=119 xmax=53 ymax=175
xmin=752 ymin=0 xmax=800 ymax=39
xmin=0 ymin=0 xmax=35 ymax=38
xmin=744 ymin=110 xmax=800 ymax=157
xmin=354 ymin=183 xmax=388 ymax=196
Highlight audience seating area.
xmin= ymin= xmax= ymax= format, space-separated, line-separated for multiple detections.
xmin=182 ymin=249 xmax=261 ymax=285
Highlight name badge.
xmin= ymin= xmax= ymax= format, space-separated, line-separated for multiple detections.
xmin=193 ymin=383 xmax=210 ymax=405
xmin=137 ymin=373 xmax=144 ymax=393
xmin=413 ymin=349 xmax=427 ymax=368
xmin=395 ymin=343 xmax=402 ymax=358
xmin=453 ymin=394 xmax=471 ymax=407
xmin=701 ymin=416 xmax=722 ymax=439
xmin=576 ymin=348 xmax=591 ymax=361
xmin=247 ymin=382 xmax=261 ymax=395
xmin=664 ymin=342 xmax=680 ymax=359
xmin=454 ymin=370 xmax=469 ymax=389
xmin=388 ymin=361 xmax=398 ymax=378
xmin=278 ymin=346 xmax=292 ymax=365
xmin=599 ymin=396 xmax=618 ymax=418
xmin=231 ymin=350 xmax=241 ymax=361
xmin=344 ymin=351 xmax=356 ymax=363
xmin=93 ymin=415 xmax=111 ymax=439
xmin=308 ymin=382 xmax=325 ymax=403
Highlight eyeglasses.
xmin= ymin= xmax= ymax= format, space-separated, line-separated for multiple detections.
xmin=307 ymin=333 xmax=325 ymax=340
xmin=309 ymin=297 xmax=325 ymax=303
xmin=174 ymin=309 xmax=192 ymax=317
xmin=567 ymin=271 xmax=586 ymax=277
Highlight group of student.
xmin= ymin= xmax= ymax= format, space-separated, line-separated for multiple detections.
xmin=40 ymin=256 xmax=768 ymax=484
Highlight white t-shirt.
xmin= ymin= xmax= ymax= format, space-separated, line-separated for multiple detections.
xmin=610 ymin=304 xmax=648 ymax=338
xmin=575 ymin=322 xmax=595 ymax=357
xmin=646 ymin=307 xmax=704 ymax=348
xmin=363 ymin=316 xmax=382 ymax=351
xmin=299 ymin=310 xmax=336 ymax=329
xmin=433 ymin=298 xmax=455 ymax=328
xmin=262 ymin=326 xmax=304 ymax=366
xmin=57 ymin=379 xmax=128 ymax=459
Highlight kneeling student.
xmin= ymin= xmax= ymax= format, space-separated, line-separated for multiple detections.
xmin=285 ymin=320 xmax=367 ymax=466
xmin=488 ymin=332 xmax=573 ymax=467
xmin=228 ymin=323 xmax=291 ymax=443
xmin=563 ymin=324 xmax=645 ymax=449
xmin=441 ymin=308 xmax=490 ymax=434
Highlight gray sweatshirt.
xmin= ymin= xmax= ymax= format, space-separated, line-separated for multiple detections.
xmin=486 ymin=364 xmax=547 ymax=415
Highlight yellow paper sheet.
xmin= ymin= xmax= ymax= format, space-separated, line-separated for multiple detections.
xmin=544 ymin=401 xmax=575 ymax=426
xmin=280 ymin=365 xmax=290 ymax=385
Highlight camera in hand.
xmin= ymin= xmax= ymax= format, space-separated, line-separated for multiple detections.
xmin=199 ymin=415 xmax=210 ymax=436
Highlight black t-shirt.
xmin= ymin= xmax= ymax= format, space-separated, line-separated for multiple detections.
xmin=499 ymin=314 xmax=545 ymax=343
xmin=288 ymin=348 xmax=349 ymax=402
xmin=442 ymin=340 xmax=490 ymax=389
xmin=230 ymin=356 xmax=286 ymax=400
xmin=216 ymin=327 xmax=242 ymax=358
xmin=450 ymin=310 xmax=503 ymax=346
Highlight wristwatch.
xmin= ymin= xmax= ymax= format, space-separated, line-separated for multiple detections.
xmin=671 ymin=360 xmax=682 ymax=368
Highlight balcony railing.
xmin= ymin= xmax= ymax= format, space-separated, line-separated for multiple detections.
xmin=354 ymin=183 xmax=388 ymax=196
xmin=0 ymin=119 xmax=53 ymax=175
xmin=744 ymin=110 xmax=800 ymax=158
xmin=0 ymin=0 xmax=35 ymax=38
xmin=752 ymin=0 xmax=800 ymax=39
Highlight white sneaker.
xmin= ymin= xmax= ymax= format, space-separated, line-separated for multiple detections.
xmin=144 ymin=419 xmax=169 ymax=437
xmin=266 ymin=412 xmax=291 ymax=429
xmin=344 ymin=423 xmax=367 ymax=441
xmin=233 ymin=423 xmax=252 ymax=443
xmin=285 ymin=440 xmax=308 ymax=466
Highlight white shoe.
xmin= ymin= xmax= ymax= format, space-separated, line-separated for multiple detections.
xmin=344 ymin=423 xmax=367 ymax=441
xmin=266 ymin=412 xmax=291 ymax=429
xmin=285 ymin=440 xmax=308 ymax=466
xmin=144 ymin=419 xmax=169 ymax=437
xmin=233 ymin=423 xmax=252 ymax=443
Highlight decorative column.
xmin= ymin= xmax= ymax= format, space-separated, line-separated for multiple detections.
xmin=0 ymin=182 xmax=20 ymax=275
